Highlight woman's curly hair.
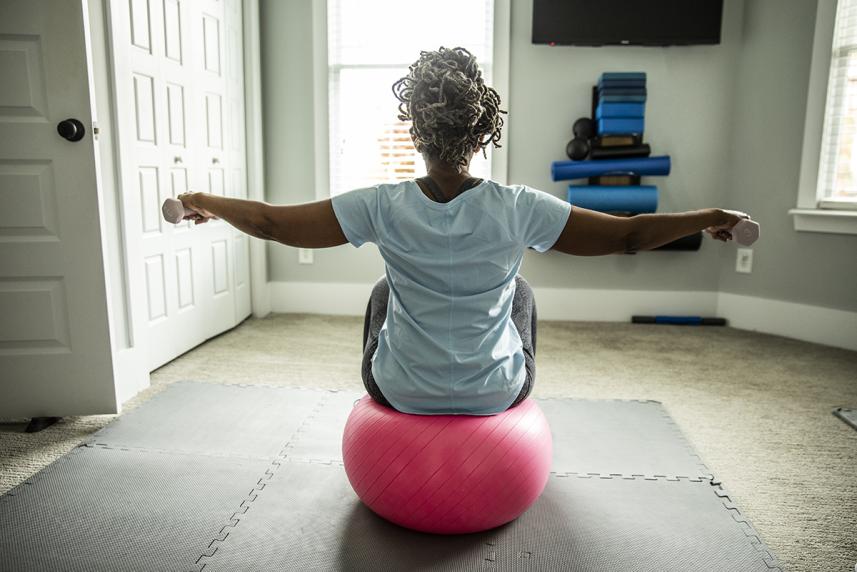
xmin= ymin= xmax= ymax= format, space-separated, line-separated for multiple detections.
xmin=392 ymin=47 xmax=506 ymax=173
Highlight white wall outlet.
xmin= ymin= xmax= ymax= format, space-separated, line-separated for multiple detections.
xmin=736 ymin=248 xmax=753 ymax=274
xmin=298 ymin=248 xmax=314 ymax=264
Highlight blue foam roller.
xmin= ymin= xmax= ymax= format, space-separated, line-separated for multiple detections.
xmin=596 ymin=102 xmax=645 ymax=119
xmin=656 ymin=316 xmax=703 ymax=325
xmin=632 ymin=315 xmax=728 ymax=326
xmin=566 ymin=185 xmax=658 ymax=213
xmin=551 ymin=156 xmax=671 ymax=181
xmin=597 ymin=117 xmax=645 ymax=135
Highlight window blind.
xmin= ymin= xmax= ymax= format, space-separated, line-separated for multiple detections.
xmin=327 ymin=0 xmax=495 ymax=196
xmin=818 ymin=0 xmax=857 ymax=207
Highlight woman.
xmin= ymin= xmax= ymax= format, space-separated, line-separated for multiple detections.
xmin=178 ymin=47 xmax=749 ymax=416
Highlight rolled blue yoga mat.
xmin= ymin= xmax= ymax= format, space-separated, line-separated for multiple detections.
xmin=597 ymin=117 xmax=645 ymax=135
xmin=551 ymin=156 xmax=671 ymax=181
xmin=598 ymin=87 xmax=647 ymax=97
xmin=595 ymin=102 xmax=645 ymax=119
xmin=601 ymin=72 xmax=646 ymax=81
xmin=597 ymin=79 xmax=646 ymax=90
xmin=632 ymin=316 xmax=727 ymax=326
xmin=600 ymin=94 xmax=647 ymax=103
xmin=567 ymin=185 xmax=658 ymax=213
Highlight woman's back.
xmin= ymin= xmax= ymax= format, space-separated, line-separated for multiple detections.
xmin=332 ymin=178 xmax=570 ymax=415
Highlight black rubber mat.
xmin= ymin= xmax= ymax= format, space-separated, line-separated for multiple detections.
xmin=282 ymin=390 xmax=361 ymax=463
xmin=0 ymin=445 xmax=270 ymax=571
xmin=0 ymin=382 xmax=781 ymax=571
xmin=198 ymin=459 xmax=495 ymax=572
xmin=487 ymin=475 xmax=777 ymax=571
xmin=537 ymin=398 xmax=711 ymax=478
xmin=199 ymin=461 xmax=777 ymax=572
xmin=88 ymin=382 xmax=327 ymax=459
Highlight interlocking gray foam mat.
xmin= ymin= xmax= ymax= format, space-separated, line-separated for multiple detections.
xmin=200 ymin=462 xmax=775 ymax=572
xmin=538 ymin=398 xmax=711 ymax=478
xmin=0 ymin=445 xmax=270 ymax=571
xmin=87 ymin=382 xmax=326 ymax=459
xmin=0 ymin=382 xmax=782 ymax=571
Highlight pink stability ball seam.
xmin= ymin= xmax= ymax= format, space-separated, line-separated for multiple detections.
xmin=394 ymin=410 xmax=536 ymax=525
xmin=346 ymin=413 xmax=429 ymax=492
xmin=342 ymin=396 xmax=553 ymax=535
xmin=404 ymin=411 xmax=544 ymax=530
xmin=442 ymin=430 xmax=547 ymax=531
xmin=361 ymin=419 xmax=455 ymax=506
xmin=374 ymin=412 xmax=515 ymax=509
xmin=360 ymin=408 xmax=510 ymax=511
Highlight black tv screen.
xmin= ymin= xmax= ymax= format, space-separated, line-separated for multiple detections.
xmin=532 ymin=0 xmax=723 ymax=47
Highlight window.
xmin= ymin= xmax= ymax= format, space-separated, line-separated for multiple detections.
xmin=817 ymin=0 xmax=857 ymax=209
xmin=326 ymin=0 xmax=495 ymax=196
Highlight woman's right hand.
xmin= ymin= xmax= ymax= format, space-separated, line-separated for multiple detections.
xmin=179 ymin=192 xmax=218 ymax=224
xmin=705 ymin=209 xmax=751 ymax=242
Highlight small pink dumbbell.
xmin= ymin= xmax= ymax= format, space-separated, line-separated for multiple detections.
xmin=162 ymin=197 xmax=194 ymax=224
xmin=731 ymin=219 xmax=760 ymax=246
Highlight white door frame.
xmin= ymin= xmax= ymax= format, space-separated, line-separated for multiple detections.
xmin=243 ymin=0 xmax=270 ymax=318
xmin=85 ymin=0 xmax=149 ymax=405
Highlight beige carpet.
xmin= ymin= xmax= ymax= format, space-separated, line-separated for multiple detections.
xmin=1 ymin=314 xmax=855 ymax=571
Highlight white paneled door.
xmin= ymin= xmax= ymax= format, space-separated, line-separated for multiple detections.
xmin=109 ymin=0 xmax=250 ymax=370
xmin=0 ymin=1 xmax=118 ymax=415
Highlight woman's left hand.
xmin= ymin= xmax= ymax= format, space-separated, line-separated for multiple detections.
xmin=705 ymin=209 xmax=750 ymax=242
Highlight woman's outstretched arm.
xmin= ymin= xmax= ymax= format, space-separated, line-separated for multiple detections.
xmin=551 ymin=206 xmax=748 ymax=256
xmin=179 ymin=192 xmax=348 ymax=248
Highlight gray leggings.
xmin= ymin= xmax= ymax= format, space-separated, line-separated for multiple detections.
xmin=361 ymin=275 xmax=537 ymax=411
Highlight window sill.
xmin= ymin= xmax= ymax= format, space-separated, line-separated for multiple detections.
xmin=789 ymin=208 xmax=857 ymax=235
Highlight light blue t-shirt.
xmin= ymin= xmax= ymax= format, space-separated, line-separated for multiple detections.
xmin=331 ymin=179 xmax=572 ymax=415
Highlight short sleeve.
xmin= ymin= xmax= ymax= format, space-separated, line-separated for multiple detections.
xmin=517 ymin=186 xmax=572 ymax=252
xmin=331 ymin=186 xmax=379 ymax=247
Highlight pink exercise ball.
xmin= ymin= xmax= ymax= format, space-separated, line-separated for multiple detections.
xmin=341 ymin=396 xmax=553 ymax=534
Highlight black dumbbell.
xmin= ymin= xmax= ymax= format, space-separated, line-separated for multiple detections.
xmin=572 ymin=117 xmax=595 ymax=140
xmin=566 ymin=137 xmax=590 ymax=161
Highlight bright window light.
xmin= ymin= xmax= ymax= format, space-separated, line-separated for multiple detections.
xmin=327 ymin=0 xmax=495 ymax=196
xmin=818 ymin=0 xmax=857 ymax=208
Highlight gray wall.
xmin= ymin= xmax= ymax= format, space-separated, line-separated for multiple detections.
xmin=260 ymin=0 xmax=856 ymax=311
xmin=260 ymin=0 xmax=387 ymax=284
xmin=717 ymin=0 xmax=857 ymax=311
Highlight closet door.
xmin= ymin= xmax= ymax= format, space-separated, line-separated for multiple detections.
xmin=110 ymin=0 xmax=250 ymax=371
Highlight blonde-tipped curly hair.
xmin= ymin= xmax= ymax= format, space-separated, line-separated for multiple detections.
xmin=392 ymin=47 xmax=506 ymax=173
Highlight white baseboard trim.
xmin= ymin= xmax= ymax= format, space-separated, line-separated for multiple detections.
xmin=717 ymin=292 xmax=857 ymax=351
xmin=530 ymin=287 xmax=719 ymax=321
xmin=269 ymin=281 xmax=857 ymax=351
xmin=112 ymin=346 xmax=150 ymax=411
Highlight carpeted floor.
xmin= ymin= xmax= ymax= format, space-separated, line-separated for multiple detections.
xmin=1 ymin=314 xmax=855 ymax=571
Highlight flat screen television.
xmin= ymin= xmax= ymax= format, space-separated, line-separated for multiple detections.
xmin=532 ymin=0 xmax=723 ymax=47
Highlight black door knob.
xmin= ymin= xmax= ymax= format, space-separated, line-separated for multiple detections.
xmin=57 ymin=118 xmax=85 ymax=142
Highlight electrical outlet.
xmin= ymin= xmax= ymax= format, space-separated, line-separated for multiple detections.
xmin=298 ymin=248 xmax=314 ymax=264
xmin=736 ymin=248 xmax=753 ymax=274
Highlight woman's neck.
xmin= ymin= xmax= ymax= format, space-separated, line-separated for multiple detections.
xmin=424 ymin=158 xmax=473 ymax=185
